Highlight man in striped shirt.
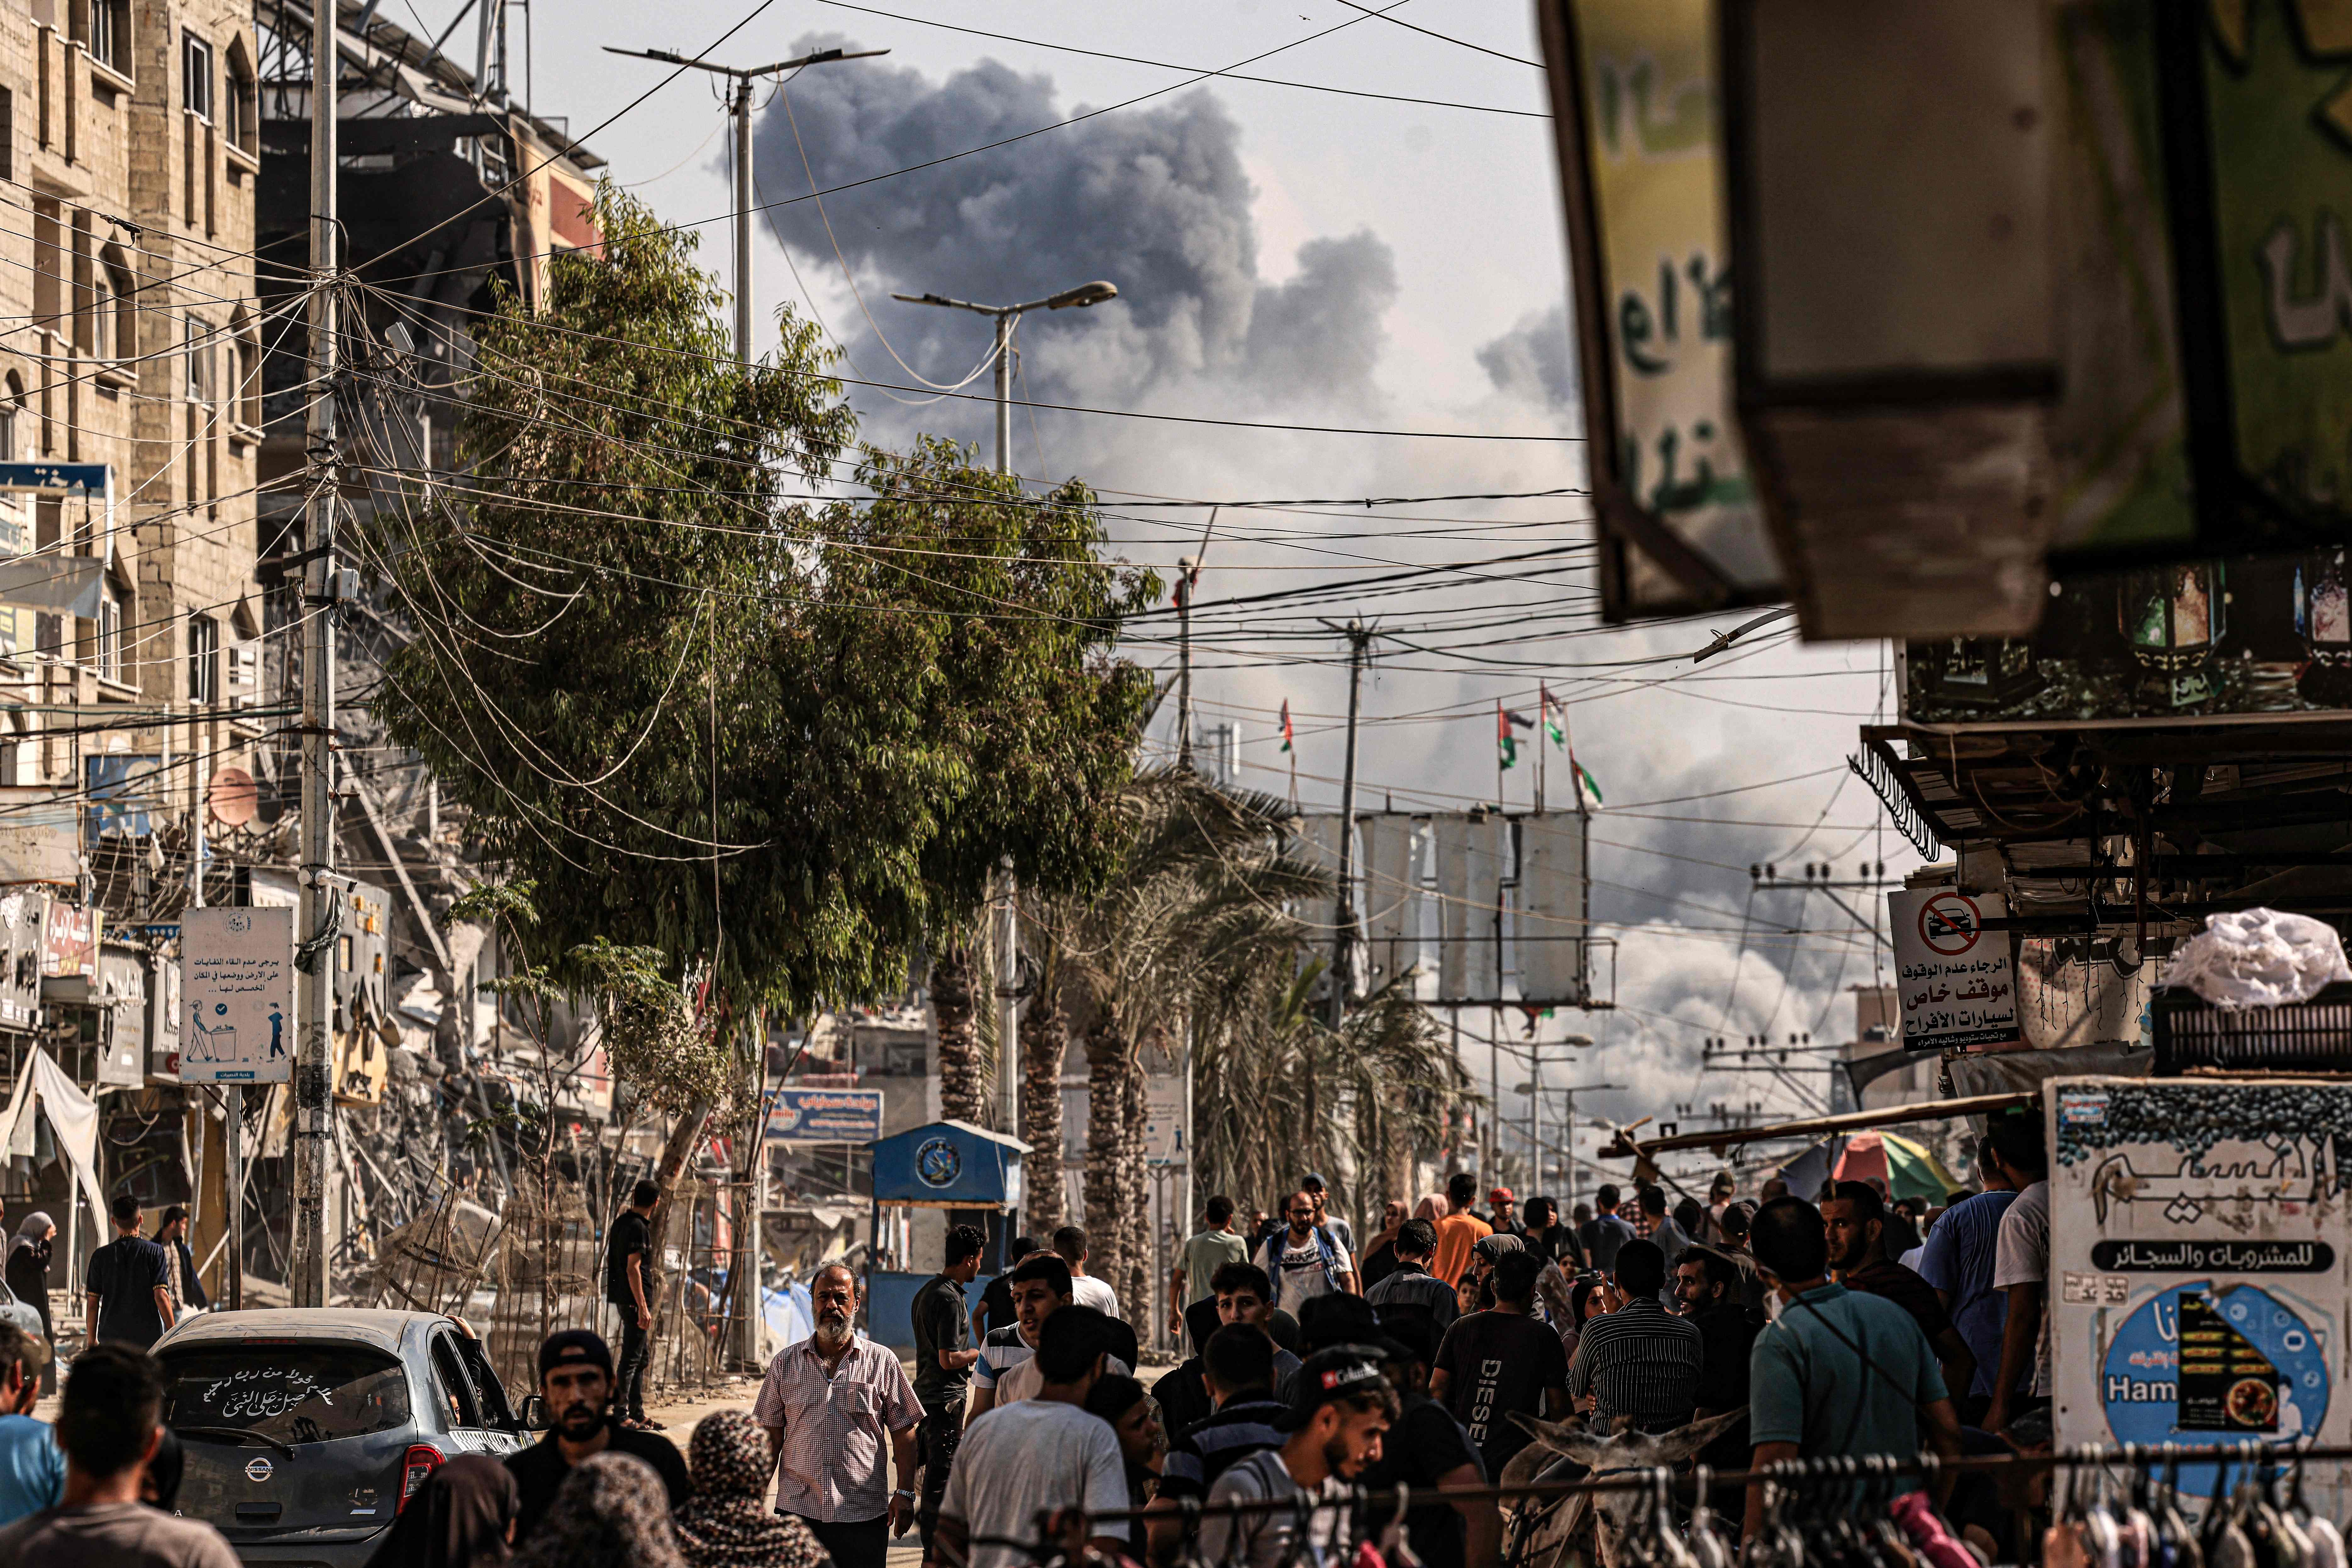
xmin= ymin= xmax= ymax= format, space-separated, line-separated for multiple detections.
xmin=1565 ymin=1239 xmax=1702 ymax=1433
xmin=1363 ymin=1219 xmax=1458 ymax=1340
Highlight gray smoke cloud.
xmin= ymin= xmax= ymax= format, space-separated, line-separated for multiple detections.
xmin=752 ymin=36 xmax=1395 ymax=420
xmin=1476 ymin=303 xmax=1576 ymax=408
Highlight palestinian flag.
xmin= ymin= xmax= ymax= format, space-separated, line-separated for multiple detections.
xmin=1573 ymin=758 xmax=1604 ymax=807
xmin=1542 ymin=683 xmax=1566 ymax=748
xmin=1498 ymin=703 xmax=1535 ymax=768
xmin=1279 ymin=701 xmax=1294 ymax=753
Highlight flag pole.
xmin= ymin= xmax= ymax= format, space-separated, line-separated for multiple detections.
xmin=1495 ymin=699 xmax=1504 ymax=811
xmin=1537 ymin=686 xmax=1547 ymax=815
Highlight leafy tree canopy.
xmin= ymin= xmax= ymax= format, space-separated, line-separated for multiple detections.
xmin=375 ymin=185 xmax=1159 ymax=1011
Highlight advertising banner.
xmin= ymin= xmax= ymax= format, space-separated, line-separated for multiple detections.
xmin=2051 ymin=1077 xmax=2352 ymax=1501
xmin=763 ymin=1087 xmax=884 ymax=1143
xmin=179 ymin=907 xmax=294 ymax=1084
xmin=1888 ymin=888 xmax=2018 ymax=1049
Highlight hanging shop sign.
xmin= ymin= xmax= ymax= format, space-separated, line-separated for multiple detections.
xmin=2051 ymin=1076 xmax=2352 ymax=1502
xmin=178 ymin=907 xmax=294 ymax=1085
xmin=1888 ymin=887 xmax=2018 ymax=1049
xmin=39 ymin=902 xmax=98 ymax=981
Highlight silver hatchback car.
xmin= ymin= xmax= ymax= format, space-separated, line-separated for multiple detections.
xmin=155 ymin=1309 xmax=533 ymax=1566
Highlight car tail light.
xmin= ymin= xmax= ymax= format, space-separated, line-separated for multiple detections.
xmin=398 ymin=1445 xmax=442 ymax=1511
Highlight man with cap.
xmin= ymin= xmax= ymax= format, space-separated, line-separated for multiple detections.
xmin=506 ymin=1327 xmax=690 ymax=1545
xmin=756 ymin=1262 xmax=926 ymax=1568
xmin=1484 ymin=1187 xmax=1522 ymax=1238
xmin=1200 ymin=1345 xmax=1398 ymax=1568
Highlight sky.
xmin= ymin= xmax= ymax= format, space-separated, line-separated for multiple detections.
xmin=453 ymin=0 xmax=1917 ymax=1187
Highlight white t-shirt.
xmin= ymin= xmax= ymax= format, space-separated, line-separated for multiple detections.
xmin=1992 ymin=1179 xmax=2052 ymax=1396
xmin=1266 ymin=1233 xmax=1353 ymax=1313
xmin=991 ymin=1351 xmax=1133 ymax=1409
xmin=1070 ymin=1274 xmax=1121 ymax=1319
xmin=1200 ymin=1449 xmax=1350 ymax=1568
xmin=941 ymin=1398 xmax=1130 ymax=1568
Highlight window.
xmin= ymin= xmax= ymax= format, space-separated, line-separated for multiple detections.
xmin=0 ymin=88 xmax=13 ymax=184
xmin=181 ymin=34 xmax=211 ymax=121
xmin=233 ymin=313 xmax=259 ymax=429
xmin=81 ymin=0 xmax=125 ymax=75
xmin=95 ymin=589 xmax=120 ymax=680
xmin=184 ymin=315 xmax=211 ymax=404
xmin=0 ymin=373 xmax=19 ymax=462
xmin=225 ymin=41 xmax=256 ymax=156
xmin=187 ymin=613 xmax=218 ymax=704
xmin=92 ymin=245 xmax=131 ymax=362
xmin=160 ymin=1346 xmax=412 ymax=1445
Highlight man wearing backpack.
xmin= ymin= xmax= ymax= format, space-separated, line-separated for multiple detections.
xmin=1258 ymin=1191 xmax=1357 ymax=1314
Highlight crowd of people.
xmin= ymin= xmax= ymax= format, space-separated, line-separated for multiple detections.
xmin=0 ymin=1115 xmax=2055 ymax=1568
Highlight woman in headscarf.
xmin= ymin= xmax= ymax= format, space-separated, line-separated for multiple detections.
xmin=5 ymin=1213 xmax=52 ymax=1391
xmin=510 ymin=1452 xmax=682 ymax=1568
xmin=363 ymin=1454 xmax=518 ymax=1568
xmin=672 ymin=1411 xmax=829 ymax=1568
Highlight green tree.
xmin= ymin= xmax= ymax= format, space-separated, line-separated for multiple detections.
xmin=374 ymin=185 xmax=1155 ymax=1022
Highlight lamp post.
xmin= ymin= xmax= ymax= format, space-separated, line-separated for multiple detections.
xmin=889 ymin=281 xmax=1119 ymax=475
xmin=605 ymin=43 xmax=890 ymax=366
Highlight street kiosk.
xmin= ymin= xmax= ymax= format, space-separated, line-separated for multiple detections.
xmin=862 ymin=1119 xmax=1029 ymax=1352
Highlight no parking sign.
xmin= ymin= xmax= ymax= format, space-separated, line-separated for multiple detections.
xmin=1888 ymin=887 xmax=2018 ymax=1048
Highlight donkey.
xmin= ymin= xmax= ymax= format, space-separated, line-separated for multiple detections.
xmin=1496 ymin=1409 xmax=1748 ymax=1568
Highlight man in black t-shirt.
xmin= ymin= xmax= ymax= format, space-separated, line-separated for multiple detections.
xmin=85 ymin=1194 xmax=172 ymax=1349
xmin=1429 ymin=1250 xmax=1570 ymax=1479
xmin=603 ymin=1180 xmax=661 ymax=1429
xmin=1356 ymin=1315 xmax=1498 ymax=1568
xmin=910 ymin=1225 xmax=984 ymax=1552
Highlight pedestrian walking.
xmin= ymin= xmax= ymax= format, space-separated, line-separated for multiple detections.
xmin=753 ymin=1262 xmax=923 ymax=1568
xmin=1579 ymin=1185 xmax=1635 ymax=1274
xmin=1082 ymin=1373 xmax=1165 ymax=1533
xmin=1169 ymin=1197 xmax=1250 ymax=1342
xmin=1198 ymin=1346 xmax=1395 ymax=1568
xmin=604 ymin=1182 xmax=663 ymax=1432
xmin=507 ymin=1330 xmax=690 ymax=1548
xmin=970 ymin=1236 xmax=1038 ymax=1343
xmin=0 ymin=1323 xmax=60 ymax=1525
xmin=672 ymin=1411 xmax=828 ymax=1568
xmin=1363 ymin=1218 xmax=1459 ymax=1340
xmin=976 ymin=1255 xmax=1135 ymax=1412
xmin=1824 ymin=1182 xmax=1974 ymax=1397
xmin=6 ymin=1213 xmax=53 ymax=1390
xmin=1520 ymin=1196 xmax=1584 ymax=1271
xmin=1355 ymin=1317 xmax=1498 ymax=1568
xmin=1299 ymin=1173 xmax=1354 ymax=1254
xmin=931 ymin=1307 xmax=1132 ymax=1568
xmin=0 ymin=1343 xmax=239 ymax=1566
xmin=1354 ymin=1200 xmax=1408 ymax=1289
xmin=1987 ymin=1113 xmax=2052 ymax=1437
xmin=362 ymin=1454 xmax=520 ymax=1568
xmin=1259 ymin=1191 xmax=1357 ymax=1315
xmin=1151 ymin=1263 xmax=1301 ymax=1439
xmin=1484 ymin=1187 xmax=1520 ymax=1237
xmin=149 ymin=1208 xmax=207 ymax=1320
xmin=1050 ymin=1226 xmax=1121 ymax=1319
xmin=1741 ymin=1196 xmax=1960 ymax=1543
xmin=1429 ymin=1174 xmax=1491 ymax=1286
xmin=1564 ymin=1240 xmax=1701 ymax=1436
xmin=1916 ymin=1116 xmax=2027 ymax=1426
xmin=1637 ymin=1187 xmax=1693 ymax=1299
xmin=511 ymin=1452 xmax=685 ymax=1568
xmin=1433 ymin=1250 xmax=1570 ymax=1478
xmin=910 ymin=1225 xmax=984 ymax=1551
xmin=1676 ymin=1247 xmax=1758 ymax=1470
xmin=84 ymin=1197 xmax=173 ymax=1351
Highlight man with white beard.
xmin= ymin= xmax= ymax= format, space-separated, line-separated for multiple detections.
xmin=755 ymin=1263 xmax=926 ymax=1568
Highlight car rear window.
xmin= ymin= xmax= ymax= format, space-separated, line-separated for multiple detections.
xmin=162 ymin=1345 xmax=411 ymax=1445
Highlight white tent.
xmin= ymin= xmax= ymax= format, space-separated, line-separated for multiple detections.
xmin=0 ymin=1048 xmax=110 ymax=1256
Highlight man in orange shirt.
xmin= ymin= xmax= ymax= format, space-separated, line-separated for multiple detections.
xmin=1429 ymin=1172 xmax=1493 ymax=1286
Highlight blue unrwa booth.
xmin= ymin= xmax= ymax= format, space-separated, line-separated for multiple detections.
xmin=863 ymin=1120 xmax=1029 ymax=1352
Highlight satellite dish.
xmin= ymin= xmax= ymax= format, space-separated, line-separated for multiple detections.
xmin=208 ymin=767 xmax=259 ymax=827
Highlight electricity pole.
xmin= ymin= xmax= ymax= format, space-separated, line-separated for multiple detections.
xmin=287 ymin=0 xmax=341 ymax=1311
xmin=603 ymin=44 xmax=890 ymax=365
xmin=1323 ymin=621 xmax=1373 ymax=1031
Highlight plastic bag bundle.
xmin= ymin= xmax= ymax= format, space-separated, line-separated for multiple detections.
xmin=2165 ymin=908 xmax=2352 ymax=1009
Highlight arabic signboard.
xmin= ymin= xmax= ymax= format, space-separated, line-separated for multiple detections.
xmin=1144 ymin=1076 xmax=1187 ymax=1167
xmin=39 ymin=902 xmax=97 ymax=981
xmin=0 ymin=891 xmax=42 ymax=1032
xmin=2052 ymin=1077 xmax=2352 ymax=1503
xmin=1888 ymin=887 xmax=2018 ymax=1049
xmin=178 ymin=907 xmax=294 ymax=1084
xmin=763 ymin=1087 xmax=884 ymax=1143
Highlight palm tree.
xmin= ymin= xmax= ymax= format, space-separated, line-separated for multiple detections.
xmin=931 ymin=940 xmax=986 ymax=1124
xmin=1034 ymin=767 xmax=1330 ymax=1307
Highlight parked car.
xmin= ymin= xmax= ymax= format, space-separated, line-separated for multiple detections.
xmin=155 ymin=1308 xmax=534 ymax=1565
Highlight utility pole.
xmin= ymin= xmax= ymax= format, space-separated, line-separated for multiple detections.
xmin=604 ymin=44 xmax=890 ymax=364
xmin=1323 ymin=622 xmax=1372 ymax=1031
xmin=890 ymin=282 xmax=1120 ymax=477
xmin=1175 ymin=559 xmax=1193 ymax=770
xmin=288 ymin=0 xmax=341 ymax=1310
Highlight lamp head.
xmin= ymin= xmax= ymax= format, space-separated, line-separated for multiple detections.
xmin=1045 ymin=281 xmax=1119 ymax=310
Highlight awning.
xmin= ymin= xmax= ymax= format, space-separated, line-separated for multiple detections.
xmin=1832 ymin=1130 xmax=1965 ymax=1204
xmin=0 ymin=1048 xmax=108 ymax=1242
xmin=1600 ymin=1090 xmax=2032 ymax=1165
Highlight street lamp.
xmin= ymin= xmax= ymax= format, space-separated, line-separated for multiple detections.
xmin=889 ymin=282 xmax=1121 ymax=474
xmin=606 ymin=43 xmax=890 ymax=367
